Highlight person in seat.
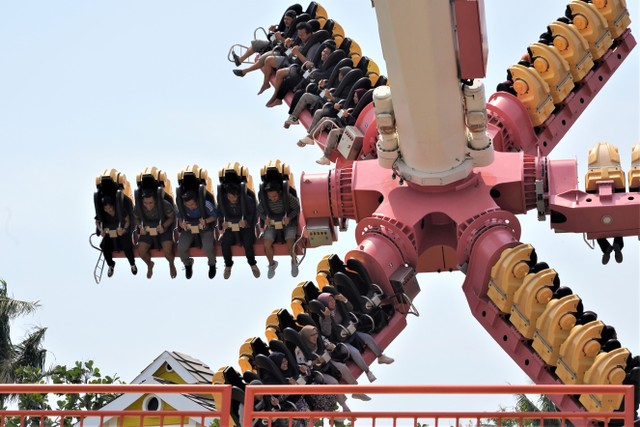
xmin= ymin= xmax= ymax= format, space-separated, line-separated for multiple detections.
xmin=257 ymin=181 xmax=300 ymax=279
xmin=135 ymin=191 xmax=177 ymax=279
xmin=316 ymin=292 xmax=394 ymax=383
xmin=231 ymin=9 xmax=298 ymax=68
xmin=176 ymin=191 xmax=218 ymax=279
xmin=264 ymin=25 xmax=327 ymax=108
xmin=219 ymin=183 xmax=260 ymax=279
xmin=95 ymin=196 xmax=137 ymax=278
xmin=233 ymin=13 xmax=303 ymax=96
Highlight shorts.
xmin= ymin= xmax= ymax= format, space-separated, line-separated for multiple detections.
xmin=262 ymin=224 xmax=297 ymax=242
xmin=251 ymin=39 xmax=271 ymax=53
xmin=138 ymin=229 xmax=174 ymax=245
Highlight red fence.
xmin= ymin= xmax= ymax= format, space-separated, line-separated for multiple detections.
xmin=0 ymin=383 xmax=634 ymax=427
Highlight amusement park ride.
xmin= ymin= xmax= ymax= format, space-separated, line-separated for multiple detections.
xmin=92 ymin=0 xmax=638 ymax=423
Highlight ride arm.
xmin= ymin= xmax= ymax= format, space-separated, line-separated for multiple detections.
xmin=545 ymin=159 xmax=640 ymax=239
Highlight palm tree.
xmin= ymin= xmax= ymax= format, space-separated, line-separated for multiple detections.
xmin=0 ymin=279 xmax=47 ymax=408
xmin=490 ymin=393 xmax=566 ymax=427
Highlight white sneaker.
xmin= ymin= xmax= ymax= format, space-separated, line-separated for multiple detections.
xmin=366 ymin=371 xmax=377 ymax=382
xmin=223 ymin=266 xmax=232 ymax=279
xmin=251 ymin=264 xmax=261 ymax=278
xmin=297 ymin=136 xmax=314 ymax=147
xmin=291 ymin=259 xmax=299 ymax=277
xmin=283 ymin=116 xmax=299 ymax=129
xmin=267 ymin=261 xmax=278 ymax=279
xmin=377 ymin=354 xmax=395 ymax=364
xmin=316 ymin=156 xmax=330 ymax=165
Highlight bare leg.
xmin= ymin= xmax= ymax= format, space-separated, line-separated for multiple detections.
xmin=138 ymin=242 xmax=155 ymax=279
xmin=264 ymin=239 xmax=275 ymax=266
xmin=286 ymin=237 xmax=295 ymax=263
xmin=258 ymin=58 xmax=277 ymax=95
xmin=266 ymin=68 xmax=289 ymax=106
xmin=161 ymin=240 xmax=177 ymax=278
xmin=238 ymin=46 xmax=255 ymax=63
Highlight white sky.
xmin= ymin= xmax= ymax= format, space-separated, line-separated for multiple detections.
xmin=0 ymin=0 xmax=638 ymax=416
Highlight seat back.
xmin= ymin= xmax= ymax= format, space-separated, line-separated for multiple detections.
xmin=333 ymin=68 xmax=364 ymax=100
xmin=325 ymin=58 xmax=353 ymax=89
xmin=342 ymin=76 xmax=371 ymax=109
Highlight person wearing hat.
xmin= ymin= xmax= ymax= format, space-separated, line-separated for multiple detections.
xmin=257 ymin=181 xmax=300 ymax=279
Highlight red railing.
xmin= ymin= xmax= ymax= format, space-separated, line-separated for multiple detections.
xmin=0 ymin=383 xmax=634 ymax=427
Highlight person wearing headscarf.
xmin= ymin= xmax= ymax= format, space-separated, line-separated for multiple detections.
xmin=317 ymin=292 xmax=395 ymax=383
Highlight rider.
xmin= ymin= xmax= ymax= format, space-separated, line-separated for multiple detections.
xmin=135 ymin=191 xmax=177 ymax=279
xmin=95 ymin=195 xmax=137 ymax=278
xmin=176 ymin=190 xmax=218 ymax=279
xmin=257 ymin=181 xmax=300 ymax=279
xmin=218 ymin=183 xmax=261 ymax=279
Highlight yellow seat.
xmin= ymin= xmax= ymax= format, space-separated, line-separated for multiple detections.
xmin=96 ymin=168 xmax=134 ymax=200
xmin=579 ymin=347 xmax=630 ymax=412
xmin=508 ymin=64 xmax=555 ymax=127
xmin=585 ymin=142 xmax=626 ymax=192
xmin=556 ymin=320 xmax=604 ymax=384
xmin=510 ymin=268 xmax=556 ymax=339
xmin=260 ymin=159 xmax=296 ymax=191
xmin=316 ymin=254 xmax=333 ymax=275
xmin=291 ymin=283 xmax=307 ymax=316
xmin=487 ymin=244 xmax=534 ymax=313
xmin=549 ymin=20 xmax=594 ymax=82
xmin=532 ymin=294 xmax=580 ymax=365
xmin=313 ymin=3 xmax=328 ymax=22
xmin=567 ymin=0 xmax=613 ymax=60
xmin=178 ymin=164 xmax=214 ymax=194
xmin=136 ymin=166 xmax=175 ymax=200
xmin=627 ymin=143 xmax=640 ymax=191
xmin=592 ymin=0 xmax=632 ymax=39
xmin=331 ymin=20 xmax=345 ymax=47
xmin=366 ymin=59 xmax=381 ymax=87
xmin=265 ymin=309 xmax=281 ymax=343
xmin=528 ymin=42 xmax=574 ymax=104
xmin=219 ymin=161 xmax=256 ymax=193
xmin=238 ymin=337 xmax=257 ymax=373
xmin=348 ymin=39 xmax=363 ymax=67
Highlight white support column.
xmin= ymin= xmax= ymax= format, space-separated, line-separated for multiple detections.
xmin=373 ymin=0 xmax=485 ymax=185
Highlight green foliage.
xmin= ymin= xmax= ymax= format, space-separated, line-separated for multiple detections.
xmin=0 ymin=279 xmax=46 ymax=408
xmin=488 ymin=394 xmax=570 ymax=427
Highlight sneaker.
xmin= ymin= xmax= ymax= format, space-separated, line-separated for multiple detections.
xmin=284 ymin=116 xmax=299 ymax=129
xmin=296 ymin=136 xmax=314 ymax=147
xmin=223 ymin=266 xmax=232 ymax=279
xmin=613 ymin=243 xmax=623 ymax=263
xmin=251 ymin=264 xmax=261 ymax=278
xmin=208 ymin=264 xmax=217 ymax=279
xmin=232 ymin=69 xmax=244 ymax=77
xmin=107 ymin=265 xmax=115 ymax=278
xmin=377 ymin=354 xmax=395 ymax=364
xmin=267 ymin=261 xmax=278 ymax=279
xmin=185 ymin=263 xmax=193 ymax=279
xmin=601 ymin=246 xmax=612 ymax=265
xmin=291 ymin=259 xmax=299 ymax=277
xmin=366 ymin=370 xmax=377 ymax=383
xmin=316 ymin=156 xmax=330 ymax=165
xmin=232 ymin=52 xmax=241 ymax=67
xmin=131 ymin=264 xmax=138 ymax=275
xmin=352 ymin=393 xmax=371 ymax=401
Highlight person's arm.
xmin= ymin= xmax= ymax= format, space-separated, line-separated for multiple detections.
xmin=158 ymin=201 xmax=175 ymax=233
xmin=256 ymin=200 xmax=266 ymax=221
xmin=289 ymin=195 xmax=301 ymax=218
